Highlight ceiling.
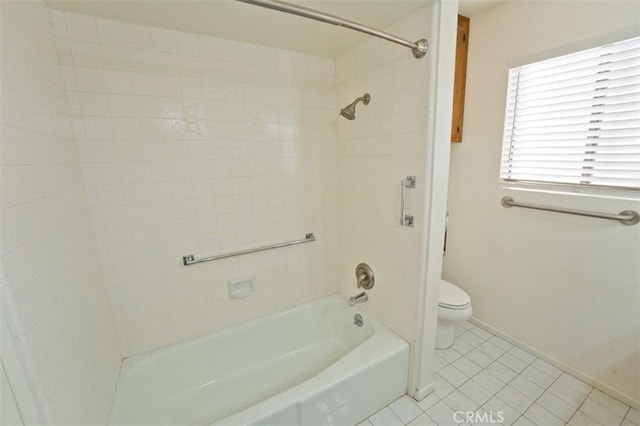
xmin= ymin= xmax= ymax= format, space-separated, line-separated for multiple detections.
xmin=458 ymin=0 xmax=505 ymax=17
xmin=46 ymin=0 xmax=506 ymax=57
xmin=46 ymin=0 xmax=431 ymax=58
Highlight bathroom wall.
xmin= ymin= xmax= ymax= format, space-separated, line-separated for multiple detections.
xmin=335 ymin=6 xmax=432 ymax=391
xmin=0 ymin=1 xmax=122 ymax=424
xmin=52 ymin=11 xmax=338 ymax=357
xmin=444 ymin=1 xmax=640 ymax=405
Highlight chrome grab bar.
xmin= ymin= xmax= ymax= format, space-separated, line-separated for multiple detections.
xmin=501 ymin=196 xmax=639 ymax=226
xmin=182 ymin=233 xmax=316 ymax=266
xmin=401 ymin=176 xmax=416 ymax=227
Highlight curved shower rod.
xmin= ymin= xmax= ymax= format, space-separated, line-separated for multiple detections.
xmin=235 ymin=0 xmax=429 ymax=58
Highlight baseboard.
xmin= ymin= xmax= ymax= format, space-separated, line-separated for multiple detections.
xmin=412 ymin=381 xmax=435 ymax=401
xmin=470 ymin=317 xmax=639 ymax=410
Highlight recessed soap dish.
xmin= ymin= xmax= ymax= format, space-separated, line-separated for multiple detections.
xmin=228 ymin=276 xmax=255 ymax=299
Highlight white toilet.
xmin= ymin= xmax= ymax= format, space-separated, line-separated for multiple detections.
xmin=436 ymin=279 xmax=473 ymax=349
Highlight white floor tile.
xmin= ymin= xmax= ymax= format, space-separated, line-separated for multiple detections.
xmin=512 ymin=415 xmax=536 ymax=426
xmin=496 ymin=385 xmax=534 ymax=414
xmin=434 ymin=356 xmax=448 ymax=373
xmin=487 ymin=336 xmax=513 ymax=352
xmin=389 ymin=396 xmax=423 ymax=424
xmin=370 ymin=323 xmax=632 ymax=426
xmin=459 ymin=379 xmax=495 ymax=406
xmin=452 ymin=339 xmax=474 ymax=355
xmin=417 ymin=393 xmax=440 ymax=412
xmin=455 ymin=326 xmax=468 ymax=337
xmin=437 ymin=348 xmax=462 ymax=364
xmin=507 ymin=347 xmax=536 ymax=364
xmin=369 ymin=407 xmax=404 ymax=426
xmin=426 ymin=400 xmax=459 ymax=426
xmin=468 ymin=326 xmax=492 ymax=341
xmin=476 ymin=341 xmax=507 ymax=360
xmin=587 ymin=389 xmax=630 ymax=416
xmin=439 ymin=364 xmax=469 ymax=388
xmin=434 ymin=374 xmax=456 ymax=399
xmin=547 ymin=378 xmax=590 ymax=408
xmin=567 ymin=410 xmax=602 ymax=426
xmin=407 ymin=414 xmax=437 ymax=426
xmin=626 ymin=407 xmax=640 ymax=424
xmin=442 ymin=390 xmax=479 ymax=412
xmin=483 ymin=396 xmax=521 ymax=426
xmin=537 ymin=390 xmax=579 ymax=422
xmin=465 ymin=349 xmax=493 ymax=368
xmin=579 ymin=398 xmax=625 ymax=425
xmin=509 ymin=375 xmax=545 ymax=400
xmin=519 ymin=365 xmax=555 ymax=389
xmin=452 ymin=357 xmax=483 ymax=377
xmin=474 ymin=369 xmax=507 ymax=394
xmin=486 ymin=361 xmax=517 ymax=383
xmin=557 ymin=372 xmax=593 ymax=395
xmin=458 ymin=321 xmax=473 ymax=330
xmin=459 ymin=331 xmax=486 ymax=348
xmin=523 ymin=402 xmax=564 ymax=426
xmin=530 ymin=358 xmax=562 ymax=379
xmin=497 ymin=353 xmax=529 ymax=373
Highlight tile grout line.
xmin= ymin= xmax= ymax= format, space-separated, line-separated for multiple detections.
xmin=391 ymin=322 xmax=634 ymax=426
xmin=505 ymin=345 xmax=544 ymax=426
xmin=566 ymin=387 xmax=594 ymax=426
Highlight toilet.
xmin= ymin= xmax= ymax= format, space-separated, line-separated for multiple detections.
xmin=436 ymin=279 xmax=472 ymax=349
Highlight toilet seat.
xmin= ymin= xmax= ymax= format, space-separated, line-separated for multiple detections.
xmin=439 ymin=279 xmax=471 ymax=310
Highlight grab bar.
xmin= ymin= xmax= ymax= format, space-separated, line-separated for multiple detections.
xmin=501 ymin=196 xmax=639 ymax=226
xmin=183 ymin=233 xmax=316 ymax=266
xmin=401 ymin=176 xmax=416 ymax=227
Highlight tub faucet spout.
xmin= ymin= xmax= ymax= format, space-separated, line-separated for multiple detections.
xmin=348 ymin=291 xmax=368 ymax=307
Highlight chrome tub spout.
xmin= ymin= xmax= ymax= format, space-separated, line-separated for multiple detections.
xmin=348 ymin=291 xmax=368 ymax=307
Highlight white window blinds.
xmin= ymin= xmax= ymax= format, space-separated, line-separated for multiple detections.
xmin=500 ymin=36 xmax=640 ymax=194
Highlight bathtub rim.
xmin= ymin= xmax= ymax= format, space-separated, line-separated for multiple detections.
xmin=108 ymin=293 xmax=410 ymax=425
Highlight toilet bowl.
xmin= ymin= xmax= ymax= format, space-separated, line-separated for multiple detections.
xmin=436 ymin=279 xmax=472 ymax=349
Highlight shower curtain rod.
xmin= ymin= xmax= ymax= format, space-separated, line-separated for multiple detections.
xmin=235 ymin=0 xmax=429 ymax=58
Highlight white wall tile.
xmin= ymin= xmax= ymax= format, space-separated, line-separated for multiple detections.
xmin=335 ymin=7 xmax=431 ymax=395
xmin=1 ymin=3 xmax=121 ymax=424
xmin=124 ymin=23 xmax=153 ymax=49
xmin=56 ymin=11 xmax=338 ymax=357
xmin=64 ymin=11 xmax=98 ymax=42
xmin=101 ymin=44 xmax=129 ymax=70
xmin=74 ymin=66 xmax=106 ymax=92
xmin=96 ymin=18 xmax=126 ymax=46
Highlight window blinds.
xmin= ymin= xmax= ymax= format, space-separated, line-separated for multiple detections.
xmin=500 ymin=36 xmax=640 ymax=193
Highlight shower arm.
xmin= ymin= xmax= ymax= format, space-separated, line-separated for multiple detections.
xmin=235 ymin=0 xmax=429 ymax=59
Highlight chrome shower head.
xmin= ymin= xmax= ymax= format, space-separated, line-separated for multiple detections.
xmin=340 ymin=93 xmax=370 ymax=120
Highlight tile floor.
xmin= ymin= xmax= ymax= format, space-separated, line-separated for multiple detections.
xmin=361 ymin=321 xmax=638 ymax=426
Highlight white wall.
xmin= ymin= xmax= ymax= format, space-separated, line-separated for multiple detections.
xmin=444 ymin=0 xmax=640 ymax=405
xmin=0 ymin=1 xmax=122 ymax=423
xmin=52 ymin=11 xmax=338 ymax=357
xmin=335 ymin=5 xmax=432 ymax=392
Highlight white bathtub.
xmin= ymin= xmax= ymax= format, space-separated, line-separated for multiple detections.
xmin=108 ymin=295 xmax=409 ymax=426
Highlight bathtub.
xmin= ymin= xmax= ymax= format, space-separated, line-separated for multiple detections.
xmin=108 ymin=295 xmax=410 ymax=426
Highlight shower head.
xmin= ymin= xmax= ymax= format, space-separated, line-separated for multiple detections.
xmin=340 ymin=93 xmax=371 ymax=120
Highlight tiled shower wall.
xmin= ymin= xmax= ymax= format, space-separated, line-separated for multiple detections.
xmin=336 ymin=6 xmax=432 ymax=391
xmin=52 ymin=11 xmax=338 ymax=356
xmin=0 ymin=2 xmax=121 ymax=424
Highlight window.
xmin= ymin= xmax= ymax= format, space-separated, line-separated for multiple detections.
xmin=500 ymin=36 xmax=640 ymax=197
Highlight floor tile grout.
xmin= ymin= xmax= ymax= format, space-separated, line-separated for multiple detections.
xmin=366 ymin=321 xmax=634 ymax=426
